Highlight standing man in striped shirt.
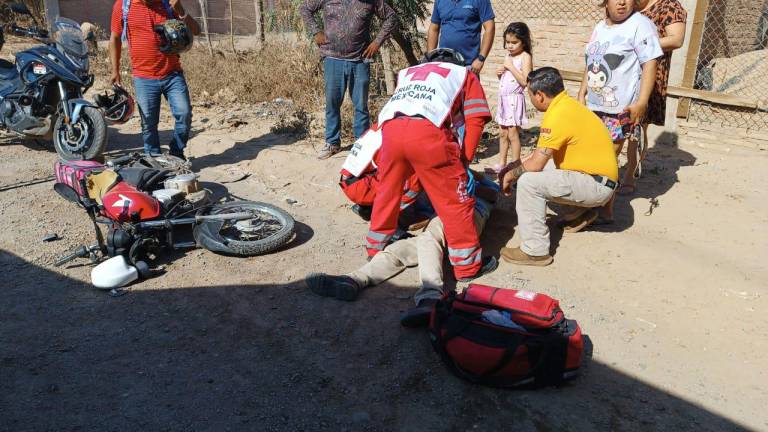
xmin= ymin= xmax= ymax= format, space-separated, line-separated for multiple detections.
xmin=109 ymin=0 xmax=200 ymax=159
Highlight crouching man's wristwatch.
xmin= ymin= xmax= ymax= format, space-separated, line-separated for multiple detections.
xmin=477 ymin=54 xmax=486 ymax=62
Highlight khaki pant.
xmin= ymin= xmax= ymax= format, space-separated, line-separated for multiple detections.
xmin=516 ymin=168 xmax=613 ymax=257
xmin=349 ymin=210 xmax=487 ymax=304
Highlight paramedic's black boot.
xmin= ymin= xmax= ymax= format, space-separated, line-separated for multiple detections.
xmin=400 ymin=298 xmax=438 ymax=328
xmin=305 ymin=273 xmax=361 ymax=301
xmin=351 ymin=204 xmax=372 ymax=221
xmin=456 ymin=256 xmax=499 ymax=283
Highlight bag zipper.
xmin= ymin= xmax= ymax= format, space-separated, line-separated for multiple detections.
xmin=457 ymin=298 xmax=561 ymax=322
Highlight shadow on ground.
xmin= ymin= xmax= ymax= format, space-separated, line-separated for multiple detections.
xmin=0 ymin=249 xmax=749 ymax=431
xmin=597 ymin=131 xmax=696 ymax=233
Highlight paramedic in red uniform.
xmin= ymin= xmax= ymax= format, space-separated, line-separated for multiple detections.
xmin=109 ymin=0 xmax=200 ymax=159
xmin=339 ymin=123 xmax=422 ymax=219
xmin=366 ymin=48 xmax=497 ymax=281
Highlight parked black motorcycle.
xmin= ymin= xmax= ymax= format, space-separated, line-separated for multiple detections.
xmin=0 ymin=3 xmax=106 ymax=160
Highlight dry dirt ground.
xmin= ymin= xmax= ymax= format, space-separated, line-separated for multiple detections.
xmin=1 ymin=95 xmax=767 ymax=431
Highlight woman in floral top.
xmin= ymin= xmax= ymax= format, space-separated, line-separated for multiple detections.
xmin=639 ymin=0 xmax=687 ymax=165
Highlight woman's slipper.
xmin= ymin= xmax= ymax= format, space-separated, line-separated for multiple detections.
xmin=617 ymin=184 xmax=636 ymax=196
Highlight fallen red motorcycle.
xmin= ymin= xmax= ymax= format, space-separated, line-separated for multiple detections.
xmin=53 ymin=153 xmax=295 ymax=288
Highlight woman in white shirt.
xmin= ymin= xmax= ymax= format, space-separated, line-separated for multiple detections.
xmin=578 ymin=0 xmax=662 ymax=211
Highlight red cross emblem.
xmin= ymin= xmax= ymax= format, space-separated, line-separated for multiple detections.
xmin=406 ymin=63 xmax=451 ymax=81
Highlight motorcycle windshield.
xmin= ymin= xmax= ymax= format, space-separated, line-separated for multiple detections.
xmin=53 ymin=18 xmax=88 ymax=68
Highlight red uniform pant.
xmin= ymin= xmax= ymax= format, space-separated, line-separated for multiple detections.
xmin=366 ymin=117 xmax=481 ymax=279
xmin=340 ymin=170 xmax=421 ymax=209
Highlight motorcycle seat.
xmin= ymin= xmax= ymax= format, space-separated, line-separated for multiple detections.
xmin=86 ymin=169 xmax=121 ymax=205
xmin=116 ymin=167 xmax=172 ymax=192
xmin=0 ymin=59 xmax=18 ymax=80
xmin=0 ymin=59 xmax=20 ymax=97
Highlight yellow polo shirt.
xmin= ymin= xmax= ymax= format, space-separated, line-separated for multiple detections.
xmin=537 ymin=91 xmax=619 ymax=181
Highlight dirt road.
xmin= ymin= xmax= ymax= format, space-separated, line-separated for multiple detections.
xmin=1 ymin=103 xmax=766 ymax=431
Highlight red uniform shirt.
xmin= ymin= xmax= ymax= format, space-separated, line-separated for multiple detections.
xmin=452 ymin=72 xmax=491 ymax=162
xmin=111 ymin=0 xmax=181 ymax=79
xmin=453 ymin=72 xmax=491 ymax=121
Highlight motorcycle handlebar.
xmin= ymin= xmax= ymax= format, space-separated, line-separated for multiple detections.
xmin=9 ymin=24 xmax=49 ymax=39
xmin=106 ymin=154 xmax=136 ymax=167
xmin=54 ymin=245 xmax=89 ymax=267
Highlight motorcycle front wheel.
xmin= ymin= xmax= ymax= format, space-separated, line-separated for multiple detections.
xmin=193 ymin=201 xmax=296 ymax=257
xmin=53 ymin=106 xmax=107 ymax=161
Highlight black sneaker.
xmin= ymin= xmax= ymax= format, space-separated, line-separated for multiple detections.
xmin=351 ymin=204 xmax=372 ymax=221
xmin=305 ymin=273 xmax=361 ymax=301
xmin=400 ymin=298 xmax=438 ymax=328
xmin=168 ymin=151 xmax=187 ymax=161
xmin=456 ymin=256 xmax=498 ymax=283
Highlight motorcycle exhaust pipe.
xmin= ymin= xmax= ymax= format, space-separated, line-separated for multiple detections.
xmin=136 ymin=212 xmax=255 ymax=229
xmin=194 ymin=212 xmax=254 ymax=222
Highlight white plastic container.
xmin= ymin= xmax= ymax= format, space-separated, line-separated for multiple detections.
xmin=91 ymin=255 xmax=138 ymax=289
xmin=164 ymin=173 xmax=200 ymax=194
xmin=152 ymin=188 xmax=184 ymax=206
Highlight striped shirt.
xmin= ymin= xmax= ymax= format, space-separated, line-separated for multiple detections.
xmin=111 ymin=0 xmax=181 ymax=79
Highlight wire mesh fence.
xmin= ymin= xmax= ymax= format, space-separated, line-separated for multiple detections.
xmin=493 ymin=0 xmax=602 ymax=22
xmin=689 ymin=0 xmax=768 ymax=129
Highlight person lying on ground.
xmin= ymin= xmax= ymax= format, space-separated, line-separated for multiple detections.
xmin=365 ymin=48 xmax=495 ymax=283
xmin=499 ymin=67 xmax=619 ymax=267
xmin=306 ymin=182 xmax=497 ymax=328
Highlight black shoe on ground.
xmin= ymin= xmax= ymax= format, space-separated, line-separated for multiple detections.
xmin=456 ymin=256 xmax=499 ymax=283
xmin=168 ymin=151 xmax=187 ymax=161
xmin=400 ymin=298 xmax=438 ymax=328
xmin=305 ymin=273 xmax=361 ymax=301
xmin=351 ymin=204 xmax=372 ymax=221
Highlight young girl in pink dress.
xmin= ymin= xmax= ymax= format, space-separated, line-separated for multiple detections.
xmin=492 ymin=22 xmax=533 ymax=173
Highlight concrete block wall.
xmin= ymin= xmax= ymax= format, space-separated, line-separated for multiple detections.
xmin=677 ymin=119 xmax=768 ymax=150
xmin=56 ymin=0 xmax=258 ymax=35
xmin=478 ymin=18 xmax=595 ymax=124
xmin=699 ymin=0 xmax=768 ymax=63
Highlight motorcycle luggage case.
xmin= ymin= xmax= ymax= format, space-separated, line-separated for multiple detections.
xmin=54 ymin=159 xmax=105 ymax=197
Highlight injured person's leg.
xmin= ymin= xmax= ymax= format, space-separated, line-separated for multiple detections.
xmin=305 ymin=235 xmax=420 ymax=301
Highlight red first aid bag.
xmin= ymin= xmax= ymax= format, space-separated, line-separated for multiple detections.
xmin=429 ymin=284 xmax=583 ymax=387
xmin=54 ymin=159 xmax=105 ymax=197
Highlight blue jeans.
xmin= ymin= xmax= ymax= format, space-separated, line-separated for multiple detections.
xmin=323 ymin=58 xmax=370 ymax=146
xmin=133 ymin=71 xmax=192 ymax=155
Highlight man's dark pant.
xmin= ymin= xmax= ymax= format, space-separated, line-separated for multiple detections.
xmin=323 ymin=58 xmax=370 ymax=146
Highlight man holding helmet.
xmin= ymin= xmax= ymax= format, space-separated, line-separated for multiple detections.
xmin=365 ymin=48 xmax=497 ymax=283
xmin=109 ymin=0 xmax=200 ymax=159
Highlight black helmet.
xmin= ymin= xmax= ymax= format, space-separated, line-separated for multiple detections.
xmin=422 ymin=48 xmax=465 ymax=66
xmin=94 ymin=84 xmax=135 ymax=124
xmin=153 ymin=19 xmax=193 ymax=55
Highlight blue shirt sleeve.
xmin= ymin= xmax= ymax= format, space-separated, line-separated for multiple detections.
xmin=477 ymin=0 xmax=495 ymax=22
xmin=430 ymin=0 xmax=441 ymax=24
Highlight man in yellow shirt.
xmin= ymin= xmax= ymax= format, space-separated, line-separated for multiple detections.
xmin=500 ymin=67 xmax=619 ymax=266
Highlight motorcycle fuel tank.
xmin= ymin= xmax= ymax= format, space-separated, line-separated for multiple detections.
xmin=101 ymin=182 xmax=161 ymax=222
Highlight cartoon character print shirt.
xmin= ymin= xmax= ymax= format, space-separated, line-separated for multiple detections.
xmin=585 ymin=12 xmax=662 ymax=115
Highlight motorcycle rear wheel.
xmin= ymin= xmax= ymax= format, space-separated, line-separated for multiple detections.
xmin=53 ymin=106 xmax=107 ymax=161
xmin=193 ymin=201 xmax=295 ymax=256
